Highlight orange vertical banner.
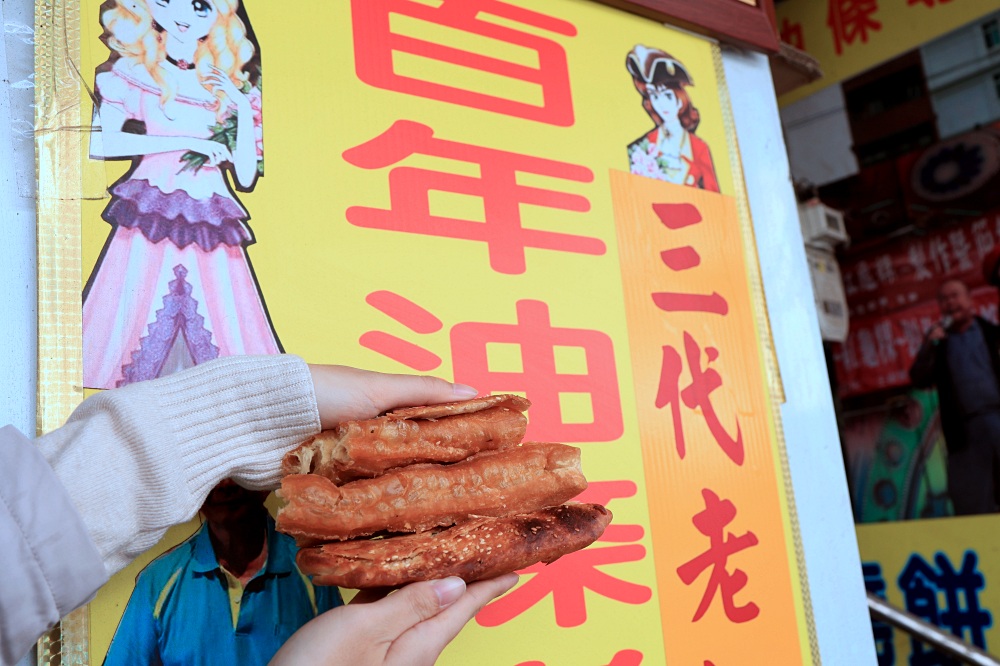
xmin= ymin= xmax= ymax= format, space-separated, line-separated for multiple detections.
xmin=611 ymin=169 xmax=804 ymax=664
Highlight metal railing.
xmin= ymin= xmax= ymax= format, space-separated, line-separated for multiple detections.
xmin=867 ymin=593 xmax=1000 ymax=665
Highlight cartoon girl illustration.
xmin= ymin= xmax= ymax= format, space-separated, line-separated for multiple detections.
xmin=626 ymin=44 xmax=719 ymax=192
xmin=83 ymin=0 xmax=277 ymax=389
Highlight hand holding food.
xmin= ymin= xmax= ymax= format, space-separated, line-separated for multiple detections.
xmin=306 ymin=364 xmax=479 ymax=430
xmin=268 ymin=574 xmax=520 ymax=666
xmin=283 ymin=394 xmax=530 ymax=483
xmin=276 ymin=395 xmax=610 ymax=588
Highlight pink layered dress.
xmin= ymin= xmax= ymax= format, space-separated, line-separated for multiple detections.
xmin=83 ymin=58 xmax=279 ymax=389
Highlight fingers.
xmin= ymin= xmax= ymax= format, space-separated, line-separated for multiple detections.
xmin=203 ymin=66 xmax=244 ymax=102
xmin=211 ymin=147 xmax=229 ymax=164
xmin=204 ymin=66 xmax=234 ymax=87
xmin=386 ymin=574 xmax=519 ymax=665
xmin=364 ymin=372 xmax=478 ymax=416
xmin=348 ymin=586 xmax=395 ymax=605
xmin=202 ymin=143 xmax=231 ymax=167
xmin=271 ymin=576 xmax=519 ymax=666
xmin=308 ymin=365 xmax=478 ymax=429
xmin=360 ymin=578 xmax=468 ymax=640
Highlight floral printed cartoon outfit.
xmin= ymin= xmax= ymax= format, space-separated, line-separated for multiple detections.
xmin=84 ymin=58 xmax=278 ymax=389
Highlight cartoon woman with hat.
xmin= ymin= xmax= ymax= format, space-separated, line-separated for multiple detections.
xmin=626 ymin=45 xmax=719 ymax=192
xmin=83 ymin=0 xmax=278 ymax=389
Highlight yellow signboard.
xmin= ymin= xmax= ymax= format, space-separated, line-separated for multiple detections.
xmin=776 ymin=0 xmax=996 ymax=105
xmin=36 ymin=0 xmax=814 ymax=663
xmin=858 ymin=516 xmax=1000 ymax=663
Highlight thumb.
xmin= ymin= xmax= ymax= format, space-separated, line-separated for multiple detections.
xmin=369 ymin=578 xmax=468 ymax=639
xmin=365 ymin=373 xmax=478 ymax=415
xmin=307 ymin=365 xmax=478 ymax=430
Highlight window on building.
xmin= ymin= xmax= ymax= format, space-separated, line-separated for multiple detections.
xmin=984 ymin=18 xmax=1000 ymax=51
xmin=845 ymin=65 xmax=926 ymax=119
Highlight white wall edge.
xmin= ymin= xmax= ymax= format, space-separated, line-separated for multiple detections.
xmin=722 ymin=47 xmax=877 ymax=665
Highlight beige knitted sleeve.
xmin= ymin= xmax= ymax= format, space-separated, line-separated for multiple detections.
xmin=33 ymin=354 xmax=320 ymax=575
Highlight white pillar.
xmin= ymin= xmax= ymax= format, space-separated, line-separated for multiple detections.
xmin=723 ymin=46 xmax=877 ymax=665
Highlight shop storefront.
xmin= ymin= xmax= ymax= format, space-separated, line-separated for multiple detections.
xmin=1 ymin=1 xmax=875 ymax=663
xmin=778 ymin=1 xmax=1000 ymax=663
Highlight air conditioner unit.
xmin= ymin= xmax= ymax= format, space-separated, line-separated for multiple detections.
xmin=798 ymin=200 xmax=848 ymax=247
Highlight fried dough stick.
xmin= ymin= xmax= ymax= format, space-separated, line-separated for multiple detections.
xmin=282 ymin=395 xmax=530 ymax=484
xmin=297 ymin=504 xmax=612 ymax=588
xmin=276 ymin=443 xmax=586 ymax=544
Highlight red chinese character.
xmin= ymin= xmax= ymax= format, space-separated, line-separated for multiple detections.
xmin=453 ymin=299 xmax=623 ymax=442
xmin=971 ymin=219 xmax=995 ymax=260
xmin=873 ymin=320 xmax=897 ymax=365
xmin=856 ymin=328 xmax=880 ymax=370
xmin=780 ymin=17 xmax=805 ymax=50
xmin=575 ymin=480 xmax=642 ymax=542
xmin=928 ymin=235 xmax=953 ymax=275
xmin=477 ymin=478 xmax=650 ymax=627
xmin=900 ymin=317 xmax=926 ymax=357
xmin=677 ymin=489 xmax=760 ymax=624
xmin=344 ymin=121 xmax=603 ymax=274
xmin=854 ymin=259 xmax=878 ymax=292
xmin=516 ymin=650 xmax=643 ymax=666
xmin=652 ymin=291 xmax=729 ymax=316
xmin=948 ymin=229 xmax=974 ymax=272
xmin=361 ymin=294 xmax=624 ymax=442
xmin=352 ymin=0 xmax=576 ymax=125
xmin=476 ymin=542 xmax=650 ymax=627
xmin=874 ymin=254 xmax=896 ymax=285
xmin=908 ymin=243 xmax=934 ymax=281
xmin=827 ymin=0 xmax=882 ymax=55
xmin=651 ymin=203 xmax=728 ymax=315
xmin=655 ymin=332 xmax=744 ymax=465
xmin=361 ymin=290 xmax=444 ymax=371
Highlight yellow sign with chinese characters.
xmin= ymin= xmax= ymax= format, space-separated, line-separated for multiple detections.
xmin=37 ymin=0 xmax=814 ymax=663
xmin=776 ymin=0 xmax=996 ymax=105
xmin=857 ymin=516 xmax=1000 ymax=663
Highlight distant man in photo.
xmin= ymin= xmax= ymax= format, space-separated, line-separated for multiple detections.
xmin=104 ymin=480 xmax=341 ymax=665
xmin=910 ymin=278 xmax=1000 ymax=515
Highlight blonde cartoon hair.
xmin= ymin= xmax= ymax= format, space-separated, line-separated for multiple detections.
xmin=100 ymin=0 xmax=256 ymax=113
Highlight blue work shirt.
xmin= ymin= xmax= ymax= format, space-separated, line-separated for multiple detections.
xmin=103 ymin=516 xmax=342 ymax=666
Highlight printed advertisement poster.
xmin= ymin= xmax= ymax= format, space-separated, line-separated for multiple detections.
xmin=858 ymin=517 xmax=1000 ymax=664
xmin=36 ymin=0 xmax=814 ymax=663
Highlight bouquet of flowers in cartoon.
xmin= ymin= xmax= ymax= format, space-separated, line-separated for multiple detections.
xmin=629 ymin=136 xmax=682 ymax=182
xmin=179 ymin=78 xmax=263 ymax=176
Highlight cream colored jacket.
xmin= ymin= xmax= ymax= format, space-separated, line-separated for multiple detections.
xmin=0 ymin=355 xmax=320 ymax=665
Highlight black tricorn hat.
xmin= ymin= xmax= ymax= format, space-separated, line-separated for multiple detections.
xmin=626 ymin=44 xmax=693 ymax=87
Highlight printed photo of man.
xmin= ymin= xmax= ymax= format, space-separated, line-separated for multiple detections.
xmin=104 ymin=480 xmax=341 ymax=666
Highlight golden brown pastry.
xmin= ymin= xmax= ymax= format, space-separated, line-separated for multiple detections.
xmin=282 ymin=394 xmax=530 ymax=484
xmin=297 ymin=503 xmax=612 ymax=588
xmin=276 ymin=443 xmax=586 ymax=545
xmin=388 ymin=394 xmax=530 ymax=420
